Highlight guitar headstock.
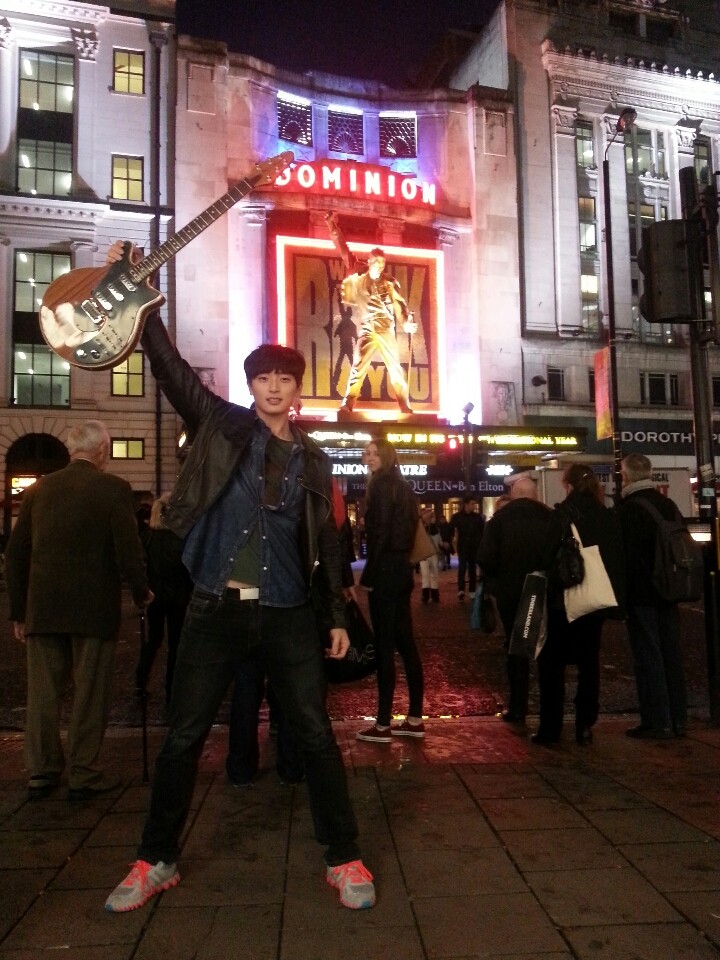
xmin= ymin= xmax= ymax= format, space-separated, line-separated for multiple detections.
xmin=251 ymin=151 xmax=294 ymax=186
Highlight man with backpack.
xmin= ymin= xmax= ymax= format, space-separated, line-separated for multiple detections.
xmin=619 ymin=454 xmax=701 ymax=739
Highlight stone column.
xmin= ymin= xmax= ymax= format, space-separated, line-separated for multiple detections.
xmin=68 ymin=241 xmax=99 ymax=407
xmin=72 ymin=29 xmax=99 ymax=201
xmin=602 ymin=114 xmax=633 ymax=334
xmin=0 ymin=236 xmax=12 ymax=406
xmin=551 ymin=105 xmax=581 ymax=334
xmin=227 ymin=203 xmax=267 ymax=405
xmin=308 ymin=210 xmax=329 ymax=240
xmin=0 ymin=20 xmax=15 ymax=194
xmin=674 ymin=125 xmax=697 ymax=172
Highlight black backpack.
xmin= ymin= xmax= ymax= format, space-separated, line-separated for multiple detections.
xmin=634 ymin=497 xmax=704 ymax=603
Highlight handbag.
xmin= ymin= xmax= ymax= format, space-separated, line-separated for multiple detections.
xmin=323 ymin=599 xmax=376 ymax=684
xmin=509 ymin=572 xmax=548 ymax=659
xmin=409 ymin=519 xmax=436 ymax=564
xmin=555 ymin=515 xmax=585 ymax=588
xmin=470 ymin=583 xmax=498 ymax=634
xmin=563 ymin=523 xmax=617 ymax=623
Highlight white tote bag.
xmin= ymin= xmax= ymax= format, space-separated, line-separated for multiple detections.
xmin=564 ymin=523 xmax=617 ymax=623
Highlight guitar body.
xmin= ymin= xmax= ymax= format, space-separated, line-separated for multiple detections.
xmin=39 ymin=248 xmax=164 ymax=369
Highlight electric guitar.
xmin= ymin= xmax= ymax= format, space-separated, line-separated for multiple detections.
xmin=39 ymin=151 xmax=294 ymax=370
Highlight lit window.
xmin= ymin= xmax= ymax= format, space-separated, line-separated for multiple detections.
xmin=581 ymin=273 xmax=599 ymax=333
xmin=112 ymin=351 xmax=144 ymax=396
xmin=277 ymin=93 xmax=312 ymax=146
xmin=113 ymin=50 xmax=145 ymax=95
xmin=695 ymin=139 xmax=711 ymax=188
xmin=578 ymin=196 xmax=596 ymax=253
xmin=112 ymin=439 xmax=145 ymax=459
xmin=17 ymin=139 xmax=72 ymax=196
xmin=19 ymin=51 xmax=74 ymax=114
xmin=112 ymin=155 xmax=143 ymax=201
xmin=328 ymin=108 xmax=364 ymax=155
xmin=575 ymin=120 xmax=595 ymax=169
xmin=547 ymin=367 xmax=565 ymax=401
xmin=379 ymin=113 xmax=417 ymax=159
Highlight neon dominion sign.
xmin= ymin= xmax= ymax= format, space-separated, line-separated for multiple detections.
xmin=274 ymin=160 xmax=437 ymax=207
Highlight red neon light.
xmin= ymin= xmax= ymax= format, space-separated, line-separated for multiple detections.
xmin=272 ymin=160 xmax=437 ymax=207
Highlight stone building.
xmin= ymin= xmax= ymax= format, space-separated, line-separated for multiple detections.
xmin=0 ymin=0 xmax=175 ymax=532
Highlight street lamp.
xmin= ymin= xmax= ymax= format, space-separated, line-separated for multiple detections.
xmin=603 ymin=106 xmax=636 ymax=503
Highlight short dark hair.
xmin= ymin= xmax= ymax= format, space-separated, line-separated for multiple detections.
xmin=368 ymin=247 xmax=385 ymax=260
xmin=244 ymin=344 xmax=305 ymax=387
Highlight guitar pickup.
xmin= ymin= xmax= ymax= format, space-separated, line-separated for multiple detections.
xmin=96 ymin=292 xmax=113 ymax=310
xmin=81 ymin=300 xmax=105 ymax=325
xmin=107 ymin=285 xmax=124 ymax=302
xmin=120 ymin=276 xmax=137 ymax=292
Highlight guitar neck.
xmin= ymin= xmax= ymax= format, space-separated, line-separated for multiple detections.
xmin=128 ymin=175 xmax=259 ymax=282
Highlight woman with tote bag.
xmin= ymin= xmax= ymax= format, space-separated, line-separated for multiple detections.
xmin=533 ymin=465 xmax=625 ymax=746
xmin=356 ymin=439 xmax=425 ymax=743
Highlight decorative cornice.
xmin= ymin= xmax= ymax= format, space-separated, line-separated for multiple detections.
xmin=436 ymin=226 xmax=459 ymax=247
xmin=1 ymin=1 xmax=108 ymax=24
xmin=0 ymin=18 xmax=11 ymax=49
xmin=239 ymin=203 xmax=267 ymax=225
xmin=542 ymin=40 xmax=720 ymax=124
xmin=551 ymin=104 xmax=577 ymax=137
xmin=0 ymin=196 xmax=108 ymax=228
xmin=71 ymin=27 xmax=98 ymax=62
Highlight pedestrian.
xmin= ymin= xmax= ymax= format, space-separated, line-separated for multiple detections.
xmin=438 ymin=516 xmax=453 ymax=570
xmin=619 ymin=453 xmax=687 ymax=739
xmin=356 ymin=438 xmax=425 ymax=742
xmin=448 ymin=495 xmax=484 ymax=600
xmin=135 ymin=494 xmax=193 ymax=707
xmin=5 ymin=420 xmax=151 ymax=801
xmin=103 ymin=241 xmax=374 ymax=914
xmin=533 ymin=464 xmax=625 ymax=746
xmin=419 ymin=508 xmax=441 ymax=603
xmin=477 ymin=477 xmax=553 ymax=724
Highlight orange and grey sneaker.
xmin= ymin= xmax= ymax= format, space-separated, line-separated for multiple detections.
xmin=391 ymin=719 xmax=426 ymax=738
xmin=105 ymin=859 xmax=179 ymax=912
xmin=326 ymin=859 xmax=376 ymax=909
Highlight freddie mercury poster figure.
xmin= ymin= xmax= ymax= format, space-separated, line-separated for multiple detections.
xmin=326 ymin=212 xmax=417 ymax=415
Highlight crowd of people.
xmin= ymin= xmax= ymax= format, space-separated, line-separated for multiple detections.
xmin=3 ymin=247 xmax=696 ymax=919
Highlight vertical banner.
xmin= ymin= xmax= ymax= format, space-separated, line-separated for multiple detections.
xmin=276 ymin=238 xmax=443 ymax=415
xmin=594 ymin=347 xmax=612 ymax=441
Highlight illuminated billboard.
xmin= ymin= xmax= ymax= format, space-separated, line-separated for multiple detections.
xmin=276 ymin=237 xmax=445 ymax=418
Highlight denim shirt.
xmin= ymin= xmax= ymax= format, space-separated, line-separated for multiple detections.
xmin=182 ymin=418 xmax=307 ymax=605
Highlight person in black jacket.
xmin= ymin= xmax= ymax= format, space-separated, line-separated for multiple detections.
xmin=356 ymin=439 xmax=425 ymax=742
xmin=619 ymin=454 xmax=687 ymax=739
xmin=135 ymin=494 xmax=193 ymax=706
xmin=104 ymin=243 xmax=374 ymax=913
xmin=534 ymin=464 xmax=625 ymax=746
xmin=477 ymin=477 xmax=553 ymax=724
xmin=448 ymin=496 xmax=484 ymax=600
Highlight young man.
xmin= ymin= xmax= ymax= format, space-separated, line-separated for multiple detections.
xmin=104 ymin=243 xmax=375 ymax=913
xmin=448 ymin=496 xmax=484 ymax=601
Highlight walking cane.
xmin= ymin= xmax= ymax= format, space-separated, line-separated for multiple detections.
xmin=139 ymin=610 xmax=149 ymax=783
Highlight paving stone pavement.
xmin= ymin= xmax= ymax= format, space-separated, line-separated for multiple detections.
xmin=2 ymin=717 xmax=720 ymax=959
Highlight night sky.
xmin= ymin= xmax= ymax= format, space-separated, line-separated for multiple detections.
xmin=176 ymin=0 xmax=500 ymax=88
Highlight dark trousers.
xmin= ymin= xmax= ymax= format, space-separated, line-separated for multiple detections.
xmin=627 ymin=603 xmax=686 ymax=732
xmin=369 ymin=589 xmax=424 ymax=726
xmin=457 ymin=554 xmax=477 ymax=594
xmin=500 ymin=611 xmax=529 ymax=720
xmin=537 ymin=610 xmax=603 ymax=741
xmin=136 ymin=598 xmax=188 ymax=704
xmin=226 ymin=659 xmax=303 ymax=784
xmin=138 ymin=592 xmax=359 ymax=867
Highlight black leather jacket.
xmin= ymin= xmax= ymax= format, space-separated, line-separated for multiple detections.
xmin=140 ymin=313 xmax=346 ymax=629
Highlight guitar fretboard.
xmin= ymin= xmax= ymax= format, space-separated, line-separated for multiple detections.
xmin=128 ymin=175 xmax=259 ymax=283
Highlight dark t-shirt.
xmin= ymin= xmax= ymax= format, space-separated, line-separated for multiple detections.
xmin=229 ymin=434 xmax=294 ymax=586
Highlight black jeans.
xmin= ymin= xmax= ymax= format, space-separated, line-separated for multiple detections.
xmin=457 ymin=554 xmax=477 ymax=594
xmin=138 ymin=591 xmax=359 ymax=867
xmin=500 ymin=610 xmax=529 ymax=720
xmin=136 ymin=598 xmax=188 ymax=704
xmin=226 ymin=659 xmax=303 ymax=784
xmin=627 ymin=603 xmax=686 ymax=732
xmin=369 ymin=589 xmax=424 ymax=727
xmin=537 ymin=609 xmax=603 ymax=741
